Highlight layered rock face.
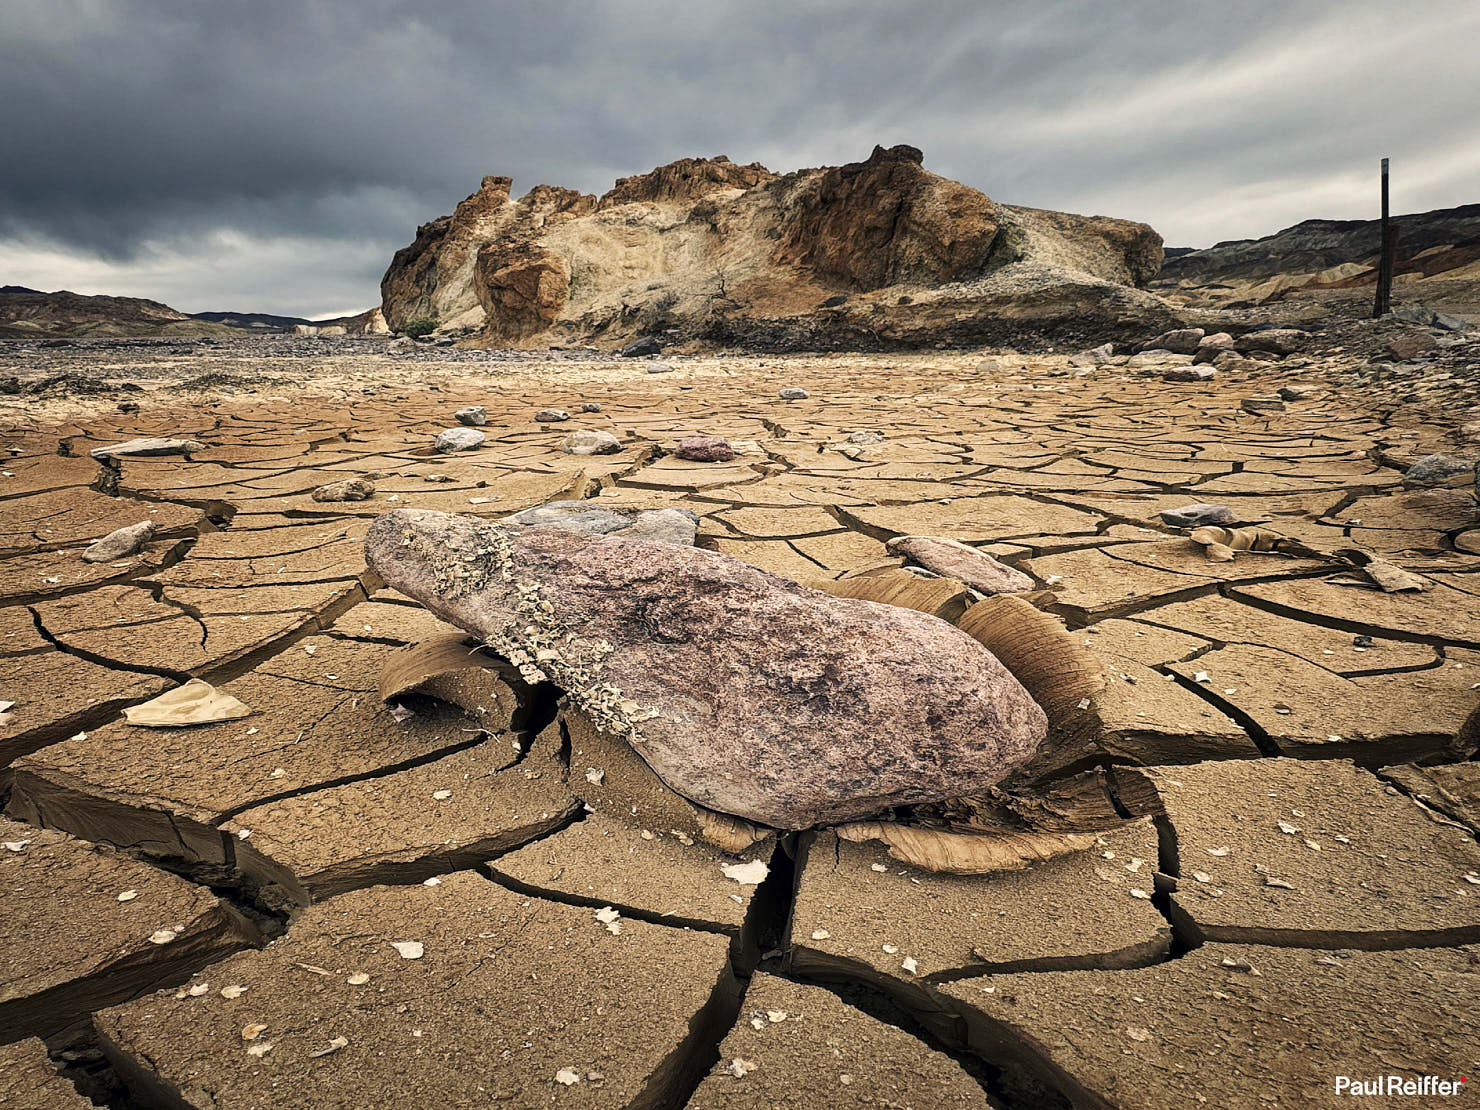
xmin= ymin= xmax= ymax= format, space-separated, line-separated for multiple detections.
xmin=381 ymin=145 xmax=1171 ymax=350
xmin=365 ymin=508 xmax=1048 ymax=828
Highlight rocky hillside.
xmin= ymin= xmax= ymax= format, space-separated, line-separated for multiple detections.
xmin=0 ymin=289 xmax=241 ymax=339
xmin=1156 ymin=203 xmax=1480 ymax=310
xmin=381 ymin=145 xmax=1178 ymax=351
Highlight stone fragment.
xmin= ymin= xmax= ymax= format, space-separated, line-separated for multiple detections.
xmin=1139 ymin=327 xmax=1204 ymax=354
xmin=1234 ymin=328 xmax=1308 ymax=355
xmin=778 ymin=387 xmax=809 ymax=400
xmin=0 ymin=816 xmax=259 ymax=1042
xmin=1157 ymin=503 xmax=1234 ymax=528
xmin=883 ymin=536 xmax=1033 ymax=595
xmin=310 ymin=477 xmax=375 ymax=503
xmin=1277 ymin=385 xmax=1320 ymax=401
xmin=534 ymin=408 xmax=570 ymax=422
xmin=122 ymin=680 xmax=252 ymax=727
xmin=645 ymin=361 xmax=675 ymax=374
xmin=845 ymin=430 xmax=885 ymax=444
xmin=433 ymin=428 xmax=484 ymax=453
xmin=1161 ymin=365 xmax=1213 ymax=382
xmin=560 ymin=429 xmax=621 ymax=456
xmin=365 ymin=509 xmax=1047 ymax=828
xmin=453 ymin=406 xmax=486 ymax=426
xmin=1384 ymin=330 xmax=1438 ymax=361
xmin=502 ymin=500 xmax=699 ymax=546
xmin=89 ymin=438 xmax=205 ymax=460
xmin=619 ymin=336 xmax=661 ymax=357
xmin=686 ymin=973 xmax=990 ymax=1108
xmin=94 ymin=875 xmax=739 ymax=1110
xmin=581 ymin=402 xmax=602 ymax=412
xmin=673 ymin=436 xmax=736 ymax=462
xmin=81 ymin=520 xmax=155 ymax=563
xmin=1406 ymin=453 xmax=1473 ymax=484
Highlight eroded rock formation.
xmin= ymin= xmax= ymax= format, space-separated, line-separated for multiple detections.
xmin=381 ymin=145 xmax=1173 ymax=350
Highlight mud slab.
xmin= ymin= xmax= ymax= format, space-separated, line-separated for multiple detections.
xmin=685 ymin=972 xmax=990 ymax=1108
xmin=0 ymin=1038 xmax=92 ymax=1109
xmin=939 ymin=943 xmax=1480 ymax=1109
xmin=788 ymin=824 xmax=1170 ymax=986
xmin=94 ymin=873 xmax=739 ymax=1109
xmin=0 ymin=817 xmax=259 ymax=1044
xmin=1139 ymin=758 xmax=1480 ymax=948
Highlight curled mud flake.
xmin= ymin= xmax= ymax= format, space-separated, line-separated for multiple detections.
xmin=722 ymin=859 xmax=770 ymax=885
xmin=241 ymin=1024 xmax=268 ymax=1041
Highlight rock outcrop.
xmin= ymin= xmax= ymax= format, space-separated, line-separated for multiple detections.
xmin=365 ymin=509 xmax=1047 ymax=828
xmin=380 ymin=146 xmax=1172 ymax=351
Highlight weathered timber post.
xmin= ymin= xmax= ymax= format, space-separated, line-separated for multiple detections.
xmin=1373 ymin=157 xmax=1395 ymax=317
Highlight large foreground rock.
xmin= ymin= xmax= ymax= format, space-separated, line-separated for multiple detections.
xmin=365 ymin=509 xmax=1046 ymax=828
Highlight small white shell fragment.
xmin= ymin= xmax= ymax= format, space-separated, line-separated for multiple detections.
xmin=220 ymin=985 xmax=247 ymax=999
xmin=595 ymin=906 xmax=621 ymax=924
xmin=881 ymin=944 xmax=898 ymax=954
xmin=187 ymin=983 xmax=210 ymax=997
xmin=1205 ymin=846 xmax=1231 ymax=857
xmin=766 ymin=1010 xmax=788 ymax=1023
xmin=810 ymin=929 xmax=830 ymax=940
xmin=1126 ymin=1027 xmax=1152 ymax=1042
xmin=721 ymin=859 xmax=768 ymax=885
xmin=245 ymin=1042 xmax=273 ymax=1058
xmin=1276 ymin=821 xmax=1300 ymax=834
xmin=391 ymin=940 xmax=424 ymax=959
xmin=117 ymin=890 xmax=139 ymax=902
xmin=431 ymin=789 xmax=452 ymax=800
xmin=3 ymin=840 xmax=30 ymax=852
xmin=1129 ymin=889 xmax=1151 ymax=900
xmin=241 ymin=1023 xmax=267 ymax=1041
xmin=729 ymin=1058 xmax=757 ymax=1078
xmin=869 ymin=863 xmax=888 ymax=873
xmin=585 ymin=767 xmax=605 ymax=786
xmin=1191 ymin=871 xmax=1212 ymax=884
xmin=423 ymin=876 xmax=441 ymax=886
xmin=149 ymin=929 xmax=177 ymax=944
xmin=555 ymin=1069 xmax=581 ymax=1086
xmin=900 ymin=956 xmax=918 ymax=975
xmin=347 ymin=972 xmax=371 ymax=985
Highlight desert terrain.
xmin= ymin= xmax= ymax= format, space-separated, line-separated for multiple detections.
xmin=2 ymin=278 xmax=1478 ymax=1109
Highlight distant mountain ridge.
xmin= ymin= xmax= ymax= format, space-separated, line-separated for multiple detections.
xmin=1156 ymin=203 xmax=1480 ymax=307
xmin=0 ymin=288 xmax=383 ymax=339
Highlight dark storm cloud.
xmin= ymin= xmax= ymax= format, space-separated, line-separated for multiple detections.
xmin=2 ymin=0 xmax=1476 ymax=314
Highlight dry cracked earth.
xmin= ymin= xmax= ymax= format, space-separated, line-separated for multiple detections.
xmin=2 ymin=343 xmax=1479 ymax=1109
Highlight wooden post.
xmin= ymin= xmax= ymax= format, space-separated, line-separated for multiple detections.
xmin=1373 ymin=157 xmax=1393 ymax=317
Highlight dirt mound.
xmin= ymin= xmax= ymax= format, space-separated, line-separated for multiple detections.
xmin=380 ymin=145 xmax=1173 ymax=351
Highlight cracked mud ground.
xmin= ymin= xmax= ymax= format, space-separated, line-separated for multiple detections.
xmin=2 ymin=345 xmax=1478 ymax=1108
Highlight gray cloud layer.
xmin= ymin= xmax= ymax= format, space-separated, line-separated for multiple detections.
xmin=3 ymin=0 xmax=1477 ymax=315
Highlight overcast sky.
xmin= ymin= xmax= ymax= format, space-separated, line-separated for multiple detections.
xmin=3 ymin=0 xmax=1476 ymax=317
